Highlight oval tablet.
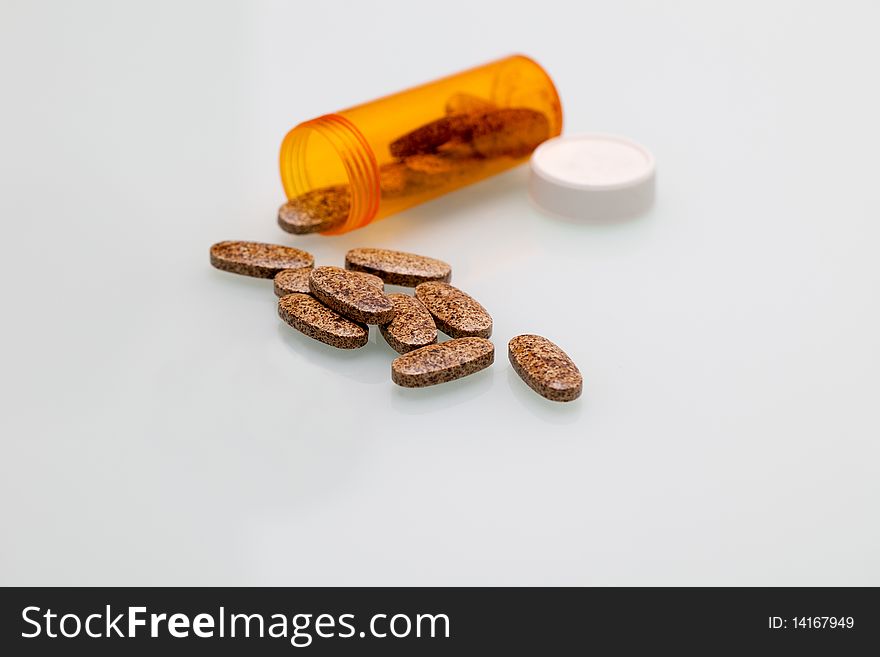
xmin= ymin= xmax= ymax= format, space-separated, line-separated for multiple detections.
xmin=350 ymin=271 xmax=385 ymax=291
xmin=210 ymin=241 xmax=314 ymax=278
xmin=345 ymin=248 xmax=451 ymax=287
xmin=380 ymin=294 xmax=438 ymax=354
xmin=278 ymin=293 xmax=368 ymax=349
xmin=468 ymin=108 xmax=551 ymax=159
xmin=309 ymin=266 xmax=395 ymax=325
xmin=274 ymin=268 xmax=312 ymax=296
xmin=277 ymin=185 xmax=350 ymax=235
xmin=389 ymin=113 xmax=477 ymax=158
xmin=275 ymin=269 xmax=382 ymax=297
xmin=415 ymin=282 xmax=492 ymax=339
xmin=391 ymin=337 xmax=494 ymax=387
xmin=508 ymin=335 xmax=582 ymax=402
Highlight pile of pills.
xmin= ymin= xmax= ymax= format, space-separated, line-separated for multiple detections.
xmin=210 ymin=241 xmax=581 ymax=401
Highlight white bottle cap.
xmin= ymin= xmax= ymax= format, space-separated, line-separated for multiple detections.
xmin=529 ymin=133 xmax=656 ymax=220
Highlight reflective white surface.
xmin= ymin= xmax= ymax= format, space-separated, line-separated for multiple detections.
xmin=1 ymin=0 xmax=879 ymax=585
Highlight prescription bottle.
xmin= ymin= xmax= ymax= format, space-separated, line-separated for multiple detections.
xmin=278 ymin=55 xmax=562 ymax=235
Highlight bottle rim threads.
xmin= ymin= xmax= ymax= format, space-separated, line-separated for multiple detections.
xmin=279 ymin=114 xmax=380 ymax=235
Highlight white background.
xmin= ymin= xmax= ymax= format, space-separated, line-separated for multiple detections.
xmin=1 ymin=0 xmax=878 ymax=585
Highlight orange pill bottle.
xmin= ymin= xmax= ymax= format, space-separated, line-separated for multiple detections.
xmin=279 ymin=55 xmax=562 ymax=235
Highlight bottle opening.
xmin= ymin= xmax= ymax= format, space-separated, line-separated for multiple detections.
xmin=279 ymin=114 xmax=380 ymax=235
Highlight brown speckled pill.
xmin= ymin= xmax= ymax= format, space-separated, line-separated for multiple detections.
xmin=345 ymin=248 xmax=451 ymax=287
xmin=389 ymin=113 xmax=477 ymax=158
xmin=468 ymin=108 xmax=550 ymax=159
xmin=508 ymin=335 xmax=582 ymax=402
xmin=415 ymin=282 xmax=492 ymax=339
xmin=379 ymin=162 xmax=410 ymax=199
xmin=380 ymin=294 xmax=438 ymax=354
xmin=403 ymin=154 xmax=456 ymax=175
xmin=350 ymin=271 xmax=385 ymax=291
xmin=309 ymin=266 xmax=395 ymax=325
xmin=379 ymin=159 xmax=486 ymax=200
xmin=390 ymin=108 xmax=549 ymax=160
xmin=276 ymin=269 xmax=383 ymax=297
xmin=274 ymin=268 xmax=312 ymax=296
xmin=391 ymin=337 xmax=494 ymax=387
xmin=210 ymin=241 xmax=314 ymax=279
xmin=278 ymin=185 xmax=350 ymax=234
xmin=278 ymin=293 xmax=368 ymax=349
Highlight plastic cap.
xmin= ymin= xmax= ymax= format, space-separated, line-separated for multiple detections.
xmin=529 ymin=133 xmax=655 ymax=220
